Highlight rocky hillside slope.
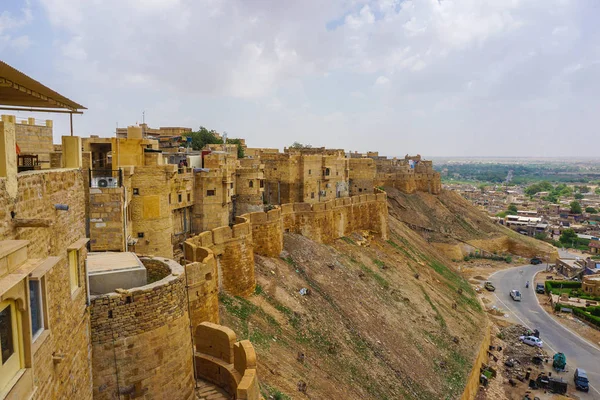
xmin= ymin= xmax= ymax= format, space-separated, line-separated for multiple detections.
xmin=386 ymin=187 xmax=557 ymax=261
xmin=218 ymin=188 xmax=556 ymax=399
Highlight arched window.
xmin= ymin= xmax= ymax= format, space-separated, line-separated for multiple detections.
xmin=249 ymin=180 xmax=254 ymax=188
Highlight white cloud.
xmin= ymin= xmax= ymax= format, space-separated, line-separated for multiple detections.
xmin=345 ymin=5 xmax=375 ymax=30
xmin=26 ymin=0 xmax=599 ymax=156
xmin=375 ymin=76 xmax=390 ymax=85
xmin=0 ymin=0 xmax=33 ymax=51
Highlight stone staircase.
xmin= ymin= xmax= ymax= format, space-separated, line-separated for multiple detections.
xmin=195 ymin=380 xmax=231 ymax=400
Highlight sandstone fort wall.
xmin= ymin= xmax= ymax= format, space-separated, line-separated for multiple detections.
xmin=184 ymin=190 xmax=387 ymax=301
xmin=185 ymin=216 xmax=256 ymax=297
xmin=281 ymin=190 xmax=389 ymax=243
xmin=0 ymin=165 xmax=93 ymax=399
xmin=89 ymin=257 xmax=195 ymax=400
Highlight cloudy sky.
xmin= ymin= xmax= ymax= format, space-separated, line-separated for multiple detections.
xmin=1 ymin=0 xmax=599 ymax=157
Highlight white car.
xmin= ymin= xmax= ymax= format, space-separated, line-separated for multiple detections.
xmin=519 ymin=335 xmax=543 ymax=348
xmin=510 ymin=290 xmax=522 ymax=301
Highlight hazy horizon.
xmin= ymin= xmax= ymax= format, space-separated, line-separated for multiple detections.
xmin=2 ymin=0 xmax=599 ymax=157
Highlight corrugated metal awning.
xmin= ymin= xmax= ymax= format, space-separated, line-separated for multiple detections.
xmin=0 ymin=60 xmax=85 ymax=112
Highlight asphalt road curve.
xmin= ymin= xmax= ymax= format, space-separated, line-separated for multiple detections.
xmin=490 ymin=264 xmax=600 ymax=399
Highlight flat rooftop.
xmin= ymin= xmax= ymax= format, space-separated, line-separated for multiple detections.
xmin=87 ymin=252 xmax=144 ymax=274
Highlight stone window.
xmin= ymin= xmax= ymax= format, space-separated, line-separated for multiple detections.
xmin=249 ymin=181 xmax=254 ymax=188
xmin=230 ymin=183 xmax=234 ymax=189
xmin=0 ymin=300 xmax=21 ymax=391
xmin=29 ymin=279 xmax=47 ymax=340
xmin=359 ymin=188 xmax=363 ymax=192
xmin=137 ymin=232 xmax=144 ymax=238
xmin=311 ymin=192 xmax=315 ymax=199
xmin=205 ymin=272 xmax=212 ymax=281
xmin=168 ymin=194 xmax=171 ymax=204
xmin=178 ymin=193 xmax=182 ymax=203
xmin=207 ymin=190 xmax=216 ymax=196
xmin=133 ymin=188 xmax=139 ymax=195
xmin=68 ymin=249 xmax=80 ymax=294
xmin=308 ymin=169 xmax=311 ymax=175
xmin=325 ymin=168 xmax=330 ymax=176
xmin=187 ymin=193 xmax=191 ymax=202
xmin=259 ymin=180 xmax=264 ymax=188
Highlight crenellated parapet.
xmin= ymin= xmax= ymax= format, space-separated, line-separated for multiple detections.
xmin=281 ymin=189 xmax=388 ymax=243
xmin=185 ymin=215 xmax=255 ymax=297
xmin=184 ymin=190 xmax=388 ymax=301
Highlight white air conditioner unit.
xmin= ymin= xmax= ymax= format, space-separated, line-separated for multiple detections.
xmin=92 ymin=177 xmax=118 ymax=188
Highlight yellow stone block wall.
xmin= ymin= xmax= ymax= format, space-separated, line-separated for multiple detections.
xmin=89 ymin=257 xmax=195 ymax=400
xmin=262 ymin=153 xmax=299 ymax=204
xmin=185 ymin=191 xmax=386 ymax=299
xmin=320 ymin=155 xmax=349 ymax=199
xmin=348 ymin=158 xmax=377 ymax=195
xmin=89 ymin=187 xmax=125 ymax=252
xmin=128 ymin=166 xmax=175 ymax=258
xmin=235 ymin=159 xmax=264 ymax=216
xmin=185 ymin=253 xmax=220 ymax=326
xmin=299 ymin=155 xmax=322 ymax=203
xmin=31 ymin=246 xmax=92 ymax=400
xmin=184 ymin=217 xmax=256 ymax=297
xmin=15 ymin=120 xmax=53 ymax=167
xmin=282 ymin=190 xmax=389 ymax=243
xmin=193 ymin=170 xmax=232 ymax=232
xmin=61 ymin=135 xmax=82 ymax=169
xmin=247 ymin=208 xmax=283 ymax=257
xmin=0 ymin=169 xmax=93 ymax=399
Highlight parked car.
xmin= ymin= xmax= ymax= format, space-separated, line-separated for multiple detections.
xmin=484 ymin=281 xmax=495 ymax=291
xmin=574 ymin=368 xmax=589 ymax=392
xmin=510 ymin=289 xmax=522 ymax=301
xmin=536 ymin=283 xmax=545 ymax=294
xmin=531 ymin=257 xmax=543 ymax=265
xmin=519 ymin=335 xmax=543 ymax=348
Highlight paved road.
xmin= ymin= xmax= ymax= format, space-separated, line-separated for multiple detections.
xmin=490 ymin=264 xmax=600 ymax=399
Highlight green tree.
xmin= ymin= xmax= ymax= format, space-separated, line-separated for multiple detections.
xmin=226 ymin=138 xmax=245 ymax=158
xmin=576 ymin=185 xmax=590 ymax=193
xmin=534 ymin=232 xmax=548 ymax=241
xmin=574 ymin=193 xmax=584 ymax=200
xmin=570 ymin=201 xmax=582 ymax=214
xmin=596 ymin=187 xmax=600 ymax=195
xmin=289 ymin=141 xmax=312 ymax=149
xmin=524 ymin=181 xmax=553 ymax=196
xmin=560 ymin=228 xmax=578 ymax=244
xmin=186 ymin=127 xmax=222 ymax=150
xmin=586 ymin=207 xmax=598 ymax=214
xmin=479 ymin=184 xmax=487 ymax=193
xmin=506 ymin=203 xmax=518 ymax=215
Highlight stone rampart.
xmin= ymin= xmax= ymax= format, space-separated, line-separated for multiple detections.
xmin=89 ymin=187 xmax=125 ymax=252
xmin=245 ymin=208 xmax=284 ymax=257
xmin=194 ymin=322 xmax=260 ymax=400
xmin=281 ymin=190 xmax=389 ymax=243
xmin=185 ymin=216 xmax=256 ymax=297
xmin=89 ymin=257 xmax=195 ymax=400
xmin=185 ymin=191 xmax=387 ymax=299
